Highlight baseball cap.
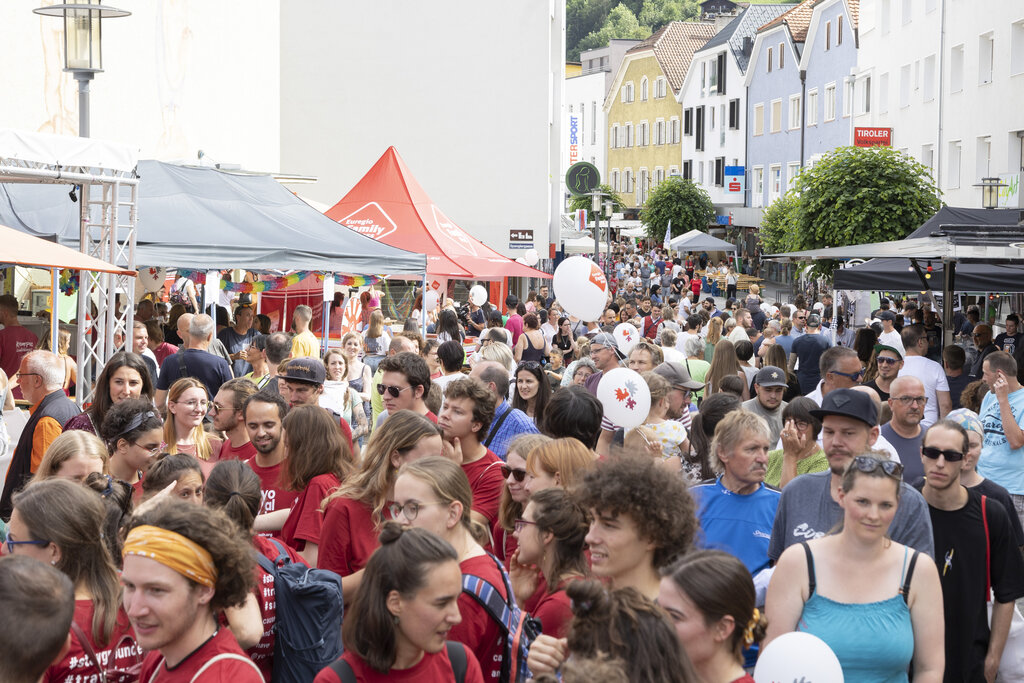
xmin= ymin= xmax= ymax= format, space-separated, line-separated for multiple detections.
xmin=591 ymin=332 xmax=625 ymax=360
xmin=281 ymin=357 xmax=326 ymax=385
xmin=874 ymin=344 xmax=903 ymax=360
xmin=653 ymin=362 xmax=704 ymax=390
xmin=754 ymin=366 xmax=788 ymax=388
xmin=806 ymin=313 xmax=822 ymax=328
xmin=810 ymin=388 xmax=878 ymax=427
xmin=878 ymin=310 xmax=898 ymax=322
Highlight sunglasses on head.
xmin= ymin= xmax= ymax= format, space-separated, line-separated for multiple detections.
xmin=921 ymin=446 xmax=965 ymax=462
xmin=850 ymin=455 xmax=904 ymax=478
xmin=377 ymin=383 xmax=412 ymax=398
xmin=501 ymin=465 xmax=527 ymax=482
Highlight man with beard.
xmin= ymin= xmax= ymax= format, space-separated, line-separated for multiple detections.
xmin=743 ymin=366 xmax=788 ymax=445
xmin=438 ymin=377 xmax=502 ymax=530
xmin=243 ymin=391 xmax=299 ymax=519
xmin=915 ymin=420 xmax=1024 ymax=682
xmin=768 ymin=388 xmax=934 ymax=562
xmin=864 ymin=344 xmax=903 ymax=402
xmin=882 ymin=376 xmax=927 ymax=482
xmin=211 ymin=377 xmax=258 ymax=461
xmin=691 ymin=410 xmax=779 ymax=575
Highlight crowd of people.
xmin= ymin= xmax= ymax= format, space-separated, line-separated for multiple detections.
xmin=2 ymin=251 xmax=1024 ymax=683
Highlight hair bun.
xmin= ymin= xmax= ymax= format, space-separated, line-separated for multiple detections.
xmin=567 ymin=579 xmax=610 ymax=617
xmin=378 ymin=520 xmax=406 ymax=546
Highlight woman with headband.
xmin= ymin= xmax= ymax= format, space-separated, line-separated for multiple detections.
xmin=100 ymin=397 xmax=164 ymax=497
xmin=64 ymin=351 xmax=154 ymax=434
xmin=122 ymin=500 xmax=263 ymax=681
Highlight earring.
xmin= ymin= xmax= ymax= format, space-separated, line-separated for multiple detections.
xmin=393 ymin=614 xmax=400 ymax=625
xmin=51 ymin=561 xmax=56 ymax=566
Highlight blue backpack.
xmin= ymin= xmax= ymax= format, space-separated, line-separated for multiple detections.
xmin=462 ymin=553 xmax=542 ymax=683
xmin=254 ymin=539 xmax=344 ymax=683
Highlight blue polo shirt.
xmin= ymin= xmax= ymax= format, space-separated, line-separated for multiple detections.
xmin=691 ymin=477 xmax=781 ymax=574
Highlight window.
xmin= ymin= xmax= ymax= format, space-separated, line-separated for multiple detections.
xmin=655 ymin=77 xmax=667 ymax=98
xmin=684 ymin=108 xmax=693 ymax=136
xmin=855 ymin=76 xmax=871 ymax=115
xmin=753 ymin=167 xmax=764 ymax=207
xmin=779 ymin=43 xmax=784 ymax=69
xmin=824 ymin=83 xmax=836 ymax=121
xmin=625 ymin=123 xmax=633 ymax=147
xmin=728 ymin=99 xmax=740 ymax=129
xmin=641 ymin=77 xmax=649 ymax=101
xmin=682 ymin=160 xmax=693 ymax=180
xmin=591 ymin=102 xmax=597 ymax=144
xmin=655 ymin=120 xmax=664 ymax=145
xmin=698 ymin=162 xmax=705 ymax=184
xmin=670 ymin=117 xmax=680 ymax=143
xmin=655 ymin=168 xmax=664 ymax=186
xmin=948 ymin=141 xmax=961 ymax=189
xmin=898 ymin=64 xmax=911 ymax=108
xmin=701 ymin=62 xmax=707 ymax=91
xmin=950 ymin=44 xmax=964 ymax=93
xmin=806 ymin=89 xmax=818 ymax=126
xmin=881 ymin=0 xmax=891 ymax=34
xmin=625 ymin=169 xmax=633 ymax=194
xmin=611 ymin=125 xmax=619 ymax=148
xmin=878 ymin=73 xmax=889 ymax=114
xmin=826 ymin=21 xmax=831 ymax=50
xmin=710 ymin=105 xmax=716 ymax=130
xmin=753 ymin=103 xmax=765 ymax=136
xmin=714 ymin=158 xmax=725 ymax=187
xmin=695 ymin=106 xmax=705 ymax=151
xmin=709 ymin=58 xmax=718 ymax=92
xmin=976 ymin=136 xmax=992 ymax=179
xmin=979 ymin=33 xmax=994 ymax=85
xmin=639 ymin=169 xmax=649 ymax=204
xmin=717 ymin=52 xmax=727 ymax=94
xmin=902 ymin=0 xmax=911 ymax=24
xmin=669 ymin=166 xmax=679 ymax=178
xmin=611 ymin=170 xmax=620 ymax=192
xmin=770 ymin=99 xmax=782 ymax=133
xmin=789 ymin=94 xmax=801 ymax=130
xmin=1013 ymin=21 xmax=1024 ymax=76
xmin=842 ymin=77 xmax=853 ymax=117
xmin=787 ymin=162 xmax=800 ymax=190
xmin=921 ymin=145 xmax=934 ymax=176
xmin=639 ymin=121 xmax=648 ymax=146
xmin=770 ymin=164 xmax=782 ymax=200
xmin=837 ymin=15 xmax=843 ymax=45
xmin=767 ymin=47 xmax=773 ymax=73
xmin=921 ymin=56 xmax=935 ymax=102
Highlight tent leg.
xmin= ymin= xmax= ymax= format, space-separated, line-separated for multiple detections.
xmin=321 ymin=272 xmax=331 ymax=355
xmin=943 ymin=259 xmax=956 ymax=347
xmin=51 ymin=268 xmax=59 ymax=353
xmin=421 ymin=273 xmax=428 ymax=332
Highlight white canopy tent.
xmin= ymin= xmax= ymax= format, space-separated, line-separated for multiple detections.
xmin=562 ymin=237 xmax=610 ymax=254
xmin=669 ymin=229 xmax=738 ymax=252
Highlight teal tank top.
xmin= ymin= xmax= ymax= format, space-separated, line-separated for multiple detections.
xmin=796 ymin=542 xmax=917 ymax=683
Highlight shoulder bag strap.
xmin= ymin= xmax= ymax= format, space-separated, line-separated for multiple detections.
xmin=983 ymin=494 xmax=992 ymax=599
xmin=445 ymin=641 xmax=468 ymax=683
xmin=177 ymin=350 xmax=190 ymax=379
xmin=482 ymin=406 xmax=513 ymax=449
xmin=328 ymin=657 xmax=358 ymax=683
xmin=800 ymin=541 xmax=816 ymax=596
xmin=70 ymin=621 xmax=108 ymax=683
xmin=188 ymin=653 xmax=262 ymax=682
xmin=900 ymin=550 xmax=920 ymax=605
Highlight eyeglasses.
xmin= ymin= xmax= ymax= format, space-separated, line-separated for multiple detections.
xmin=4 ymin=529 xmax=50 ymax=554
xmin=876 ymin=357 xmax=900 ymax=366
xmin=891 ymin=395 xmax=927 ymax=406
xmin=791 ymin=419 xmax=811 ymax=430
xmin=174 ymin=399 xmax=209 ymax=411
xmin=14 ymin=372 xmax=40 ymax=381
xmin=388 ymin=501 xmax=447 ymax=521
xmin=377 ymin=383 xmax=413 ymax=398
xmin=514 ymin=518 xmax=538 ymax=534
xmin=130 ymin=441 xmax=162 ymax=457
xmin=830 ymin=369 xmax=865 ymax=381
xmin=207 ymin=402 xmax=234 ymax=415
xmin=850 ymin=455 xmax=904 ymax=478
xmin=501 ymin=465 xmax=527 ymax=482
xmin=921 ymin=446 xmax=965 ymax=462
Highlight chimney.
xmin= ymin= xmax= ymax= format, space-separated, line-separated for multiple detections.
xmin=743 ymin=36 xmax=753 ymax=57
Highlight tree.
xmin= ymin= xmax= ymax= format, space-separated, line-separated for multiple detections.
xmin=637 ymin=0 xmax=699 ymax=28
xmin=567 ymin=184 xmax=626 ymax=214
xmin=640 ymin=177 xmax=715 ymax=242
xmin=575 ymin=4 xmax=649 ymax=57
xmin=567 ymin=0 xmax=615 ymax=62
xmin=758 ymin=191 xmax=799 ymax=255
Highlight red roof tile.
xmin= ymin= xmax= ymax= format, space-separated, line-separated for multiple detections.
xmin=757 ymin=0 xmax=815 ymax=42
xmin=626 ymin=21 xmax=719 ymax=94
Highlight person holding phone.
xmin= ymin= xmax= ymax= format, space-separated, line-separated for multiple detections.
xmin=978 ymin=351 xmax=1024 ymax=530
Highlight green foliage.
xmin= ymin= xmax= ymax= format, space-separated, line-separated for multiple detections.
xmin=567 ymin=184 xmax=627 ymax=214
xmin=575 ymin=5 xmax=649 ymax=58
xmin=758 ymin=191 xmax=799 ymax=255
xmin=640 ymin=177 xmax=715 ymax=241
xmin=568 ymin=0 xmax=700 ymax=61
xmin=637 ymin=0 xmax=699 ymax=27
xmin=568 ymin=0 xmax=615 ymax=62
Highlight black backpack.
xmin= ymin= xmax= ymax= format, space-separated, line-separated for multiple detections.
xmin=328 ymin=641 xmax=468 ymax=682
xmin=253 ymin=539 xmax=344 ymax=683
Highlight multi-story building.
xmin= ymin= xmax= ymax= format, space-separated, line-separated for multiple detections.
xmin=679 ymin=5 xmax=791 ymax=214
xmin=852 ymin=0 xmax=1024 ymax=208
xmin=744 ymin=0 xmax=859 ymax=210
xmin=605 ymin=21 xmax=718 ymax=212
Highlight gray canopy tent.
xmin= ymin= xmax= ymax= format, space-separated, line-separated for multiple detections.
xmin=0 ymin=160 xmax=427 ymax=273
xmin=669 ymin=229 xmax=738 ymax=252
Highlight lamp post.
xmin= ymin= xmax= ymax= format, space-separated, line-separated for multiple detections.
xmin=34 ymin=2 xmax=130 ymax=138
xmin=973 ymin=177 xmax=1008 ymax=209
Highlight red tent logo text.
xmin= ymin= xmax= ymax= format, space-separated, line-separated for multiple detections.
xmin=336 ymin=202 xmax=398 ymax=241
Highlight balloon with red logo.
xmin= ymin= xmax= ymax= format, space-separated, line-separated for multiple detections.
xmin=596 ymin=368 xmax=651 ymax=430
xmin=613 ymin=323 xmax=640 ymax=355
xmin=553 ymin=256 xmax=607 ymax=322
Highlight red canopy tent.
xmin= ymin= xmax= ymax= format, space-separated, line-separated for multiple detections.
xmin=325 ymin=147 xmax=551 ymax=285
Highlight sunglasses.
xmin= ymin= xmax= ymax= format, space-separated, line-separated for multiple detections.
xmin=517 ymin=361 xmax=541 ymax=371
xmin=501 ymin=465 xmax=528 ymax=482
xmin=377 ymin=383 xmax=412 ymax=398
xmin=830 ymin=369 xmax=865 ymax=381
xmin=921 ymin=446 xmax=965 ymax=462
xmin=876 ymin=357 xmax=900 ymax=366
xmin=850 ymin=455 xmax=904 ymax=478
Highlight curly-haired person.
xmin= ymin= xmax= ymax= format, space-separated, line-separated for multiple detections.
xmin=575 ymin=455 xmax=698 ymax=599
xmin=121 ymin=500 xmax=263 ymax=682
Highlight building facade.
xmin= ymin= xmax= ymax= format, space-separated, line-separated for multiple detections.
xmin=605 ymin=21 xmax=718 ymax=211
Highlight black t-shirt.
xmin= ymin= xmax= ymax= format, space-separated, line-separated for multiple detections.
xmin=863 ymin=379 xmax=891 ymax=402
xmin=973 ymin=478 xmax=1024 ymax=546
xmin=946 ymin=373 xmax=971 ymax=410
xmin=671 ymin=276 xmax=686 ymax=293
xmin=995 ymin=332 xmax=1023 ymax=356
xmin=156 ymin=349 xmax=234 ymax=400
xmin=912 ymin=486 xmax=1024 ymax=682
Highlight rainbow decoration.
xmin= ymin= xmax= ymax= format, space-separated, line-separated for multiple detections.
xmin=175 ymin=269 xmax=384 ymax=293
xmin=59 ymin=269 xmax=79 ymax=295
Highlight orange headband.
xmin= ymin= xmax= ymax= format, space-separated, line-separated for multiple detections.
xmin=122 ymin=525 xmax=217 ymax=588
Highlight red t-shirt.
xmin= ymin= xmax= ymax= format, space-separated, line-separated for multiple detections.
xmin=0 ymin=325 xmax=39 ymax=398
xmin=245 ymin=456 xmax=300 ymax=518
xmin=281 ymin=473 xmax=341 ymax=551
xmin=490 ymin=517 xmax=517 ymax=567
xmin=425 ymin=410 xmax=438 ymax=423
xmin=318 ymin=495 xmax=390 ymax=576
xmin=461 ymin=450 xmax=504 ymax=529
xmin=154 ymin=341 xmax=179 ymax=366
xmin=313 ymin=644 xmax=484 ymax=683
xmin=137 ymin=628 xmax=263 ymax=682
xmin=691 ymin=276 xmax=702 ymax=296
xmin=43 ymin=600 xmax=141 ymax=683
xmin=219 ymin=439 xmax=257 ymax=462
xmin=532 ymin=581 xmax=575 ymax=639
xmin=247 ymin=535 xmax=307 ymax=680
xmin=522 ymin=576 xmax=548 ymax=614
xmin=450 ymin=554 xmax=507 ymax=683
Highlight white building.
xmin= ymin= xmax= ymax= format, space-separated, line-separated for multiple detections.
xmin=853 ymin=0 xmax=1024 ymax=208
xmin=678 ymin=5 xmax=791 ymax=212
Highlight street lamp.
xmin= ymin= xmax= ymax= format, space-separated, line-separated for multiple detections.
xmin=33 ymin=1 xmax=130 ymax=138
xmin=973 ymin=177 xmax=1008 ymax=210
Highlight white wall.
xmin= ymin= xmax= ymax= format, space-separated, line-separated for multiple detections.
xmin=855 ymin=0 xmax=1024 ymax=208
xmin=0 ymin=0 xmax=281 ymax=172
xmin=280 ymin=0 xmax=565 ymax=259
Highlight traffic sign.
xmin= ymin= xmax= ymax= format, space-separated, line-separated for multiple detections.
xmin=566 ymin=162 xmax=600 ymax=196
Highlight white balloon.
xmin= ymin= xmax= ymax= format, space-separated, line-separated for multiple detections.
xmin=754 ymin=632 xmax=844 ymax=683
xmin=552 ymin=256 xmax=608 ymax=322
xmin=515 ymin=256 xmax=529 ymax=265
xmin=596 ymin=368 xmax=651 ymax=430
xmin=523 ymin=248 xmax=540 ymax=266
xmin=613 ymin=322 xmax=640 ymax=355
xmin=137 ymin=266 xmax=166 ymax=293
xmin=470 ymin=285 xmax=488 ymax=306
xmin=424 ymin=290 xmax=440 ymax=312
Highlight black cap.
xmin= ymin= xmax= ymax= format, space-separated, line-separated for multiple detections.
xmin=811 ymin=388 xmax=878 ymax=427
xmin=878 ymin=310 xmax=898 ymax=322
xmin=754 ymin=366 xmax=788 ymax=388
xmin=281 ymin=357 xmax=325 ymax=385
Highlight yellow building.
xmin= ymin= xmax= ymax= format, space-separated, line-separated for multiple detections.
xmin=566 ymin=62 xmax=582 ymax=77
xmin=604 ymin=21 xmax=717 ymax=210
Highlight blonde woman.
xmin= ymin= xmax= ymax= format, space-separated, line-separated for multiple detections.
xmin=30 ymin=431 xmax=108 ymax=484
xmin=705 ymin=316 xmax=723 ymax=363
xmin=162 ymin=377 xmax=221 ymax=475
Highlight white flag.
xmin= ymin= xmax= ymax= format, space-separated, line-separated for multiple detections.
xmin=663 ymin=220 xmax=672 ymax=249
